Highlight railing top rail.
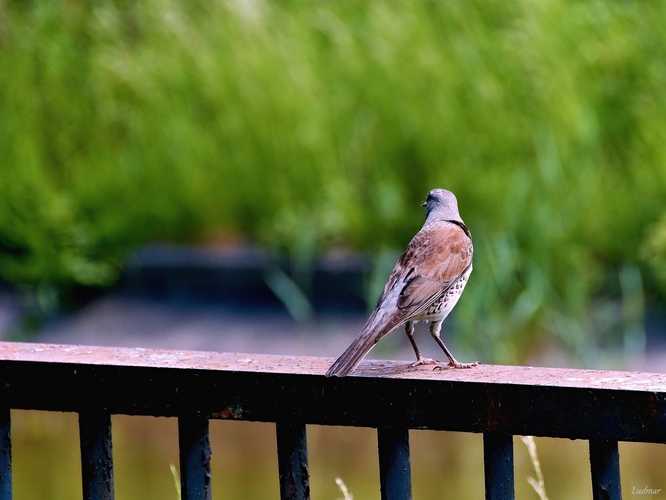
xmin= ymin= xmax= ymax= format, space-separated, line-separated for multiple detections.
xmin=1 ymin=341 xmax=665 ymax=443
xmin=1 ymin=341 xmax=664 ymax=391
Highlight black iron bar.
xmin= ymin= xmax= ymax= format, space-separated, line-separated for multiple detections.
xmin=589 ymin=439 xmax=621 ymax=500
xmin=276 ymin=421 xmax=310 ymax=500
xmin=377 ymin=426 xmax=412 ymax=500
xmin=79 ymin=411 xmax=114 ymax=500
xmin=483 ymin=433 xmax=514 ymax=500
xmin=178 ymin=416 xmax=212 ymax=500
xmin=0 ymin=407 xmax=11 ymax=500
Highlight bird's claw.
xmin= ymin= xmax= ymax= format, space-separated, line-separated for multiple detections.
xmin=411 ymin=357 xmax=439 ymax=367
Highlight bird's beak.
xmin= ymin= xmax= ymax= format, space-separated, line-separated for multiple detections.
xmin=421 ymin=200 xmax=427 ymax=207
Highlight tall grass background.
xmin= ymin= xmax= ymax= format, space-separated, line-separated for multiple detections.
xmin=2 ymin=0 xmax=666 ymax=364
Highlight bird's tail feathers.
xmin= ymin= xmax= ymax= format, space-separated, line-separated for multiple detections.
xmin=325 ymin=312 xmax=398 ymax=377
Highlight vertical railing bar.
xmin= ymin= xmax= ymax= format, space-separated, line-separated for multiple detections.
xmin=589 ymin=439 xmax=622 ymax=500
xmin=79 ymin=411 xmax=114 ymax=500
xmin=0 ymin=406 xmax=11 ymax=500
xmin=276 ymin=421 xmax=310 ymax=500
xmin=377 ymin=426 xmax=412 ymax=500
xmin=178 ymin=416 xmax=212 ymax=500
xmin=483 ymin=433 xmax=514 ymax=500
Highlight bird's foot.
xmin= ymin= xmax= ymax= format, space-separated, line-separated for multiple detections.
xmin=433 ymin=360 xmax=479 ymax=370
xmin=411 ymin=357 xmax=439 ymax=367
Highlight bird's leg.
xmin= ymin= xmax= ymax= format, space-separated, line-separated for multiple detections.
xmin=429 ymin=320 xmax=478 ymax=369
xmin=405 ymin=321 xmax=438 ymax=366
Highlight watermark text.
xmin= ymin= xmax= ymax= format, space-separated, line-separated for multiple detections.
xmin=632 ymin=486 xmax=662 ymax=495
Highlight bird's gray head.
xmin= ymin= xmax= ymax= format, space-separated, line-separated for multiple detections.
xmin=421 ymin=188 xmax=464 ymax=223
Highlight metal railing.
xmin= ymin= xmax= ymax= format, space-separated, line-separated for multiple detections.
xmin=1 ymin=341 xmax=665 ymax=499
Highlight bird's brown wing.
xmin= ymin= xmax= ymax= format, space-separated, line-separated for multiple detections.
xmin=387 ymin=222 xmax=472 ymax=318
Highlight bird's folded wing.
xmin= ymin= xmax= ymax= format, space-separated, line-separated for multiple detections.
xmin=396 ymin=223 xmax=472 ymax=312
xmin=398 ymin=275 xmax=447 ymax=310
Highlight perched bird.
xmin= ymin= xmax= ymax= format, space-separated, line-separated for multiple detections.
xmin=325 ymin=188 xmax=477 ymax=377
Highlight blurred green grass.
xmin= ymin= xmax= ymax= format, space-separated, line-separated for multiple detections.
xmin=1 ymin=0 xmax=666 ymax=363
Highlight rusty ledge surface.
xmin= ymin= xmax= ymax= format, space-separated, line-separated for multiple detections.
xmin=1 ymin=341 xmax=665 ymax=393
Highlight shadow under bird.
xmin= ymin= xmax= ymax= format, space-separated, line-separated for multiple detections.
xmin=325 ymin=188 xmax=478 ymax=377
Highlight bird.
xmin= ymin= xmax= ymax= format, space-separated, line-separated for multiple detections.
xmin=325 ymin=188 xmax=477 ymax=377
